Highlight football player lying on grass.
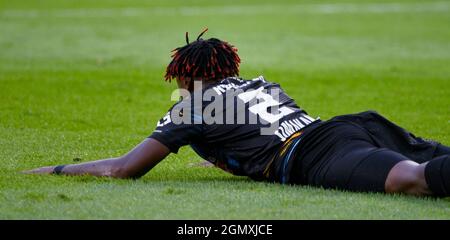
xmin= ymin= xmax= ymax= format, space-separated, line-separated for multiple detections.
xmin=25 ymin=29 xmax=450 ymax=197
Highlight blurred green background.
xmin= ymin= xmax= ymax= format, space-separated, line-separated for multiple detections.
xmin=0 ymin=0 xmax=449 ymax=219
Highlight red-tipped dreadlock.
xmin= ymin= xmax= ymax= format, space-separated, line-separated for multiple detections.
xmin=165 ymin=28 xmax=241 ymax=86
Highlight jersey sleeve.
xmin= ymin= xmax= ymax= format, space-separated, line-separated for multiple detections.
xmin=148 ymin=105 xmax=203 ymax=153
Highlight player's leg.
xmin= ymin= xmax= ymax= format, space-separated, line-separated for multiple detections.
xmin=423 ymin=154 xmax=450 ymax=197
xmin=384 ymin=160 xmax=432 ymax=196
xmin=305 ymin=137 xmax=436 ymax=196
xmin=386 ymin=154 xmax=450 ymax=196
xmin=331 ymin=111 xmax=448 ymax=164
xmin=319 ymin=143 xmax=450 ymax=196
xmin=296 ymin=121 xmax=409 ymax=193
xmin=316 ymin=145 xmax=413 ymax=194
xmin=294 ymin=119 xmax=448 ymax=196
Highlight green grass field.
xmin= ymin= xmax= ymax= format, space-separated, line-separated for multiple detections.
xmin=0 ymin=0 xmax=449 ymax=219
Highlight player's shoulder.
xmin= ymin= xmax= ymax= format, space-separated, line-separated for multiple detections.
xmin=221 ymin=75 xmax=268 ymax=84
xmin=212 ymin=75 xmax=277 ymax=91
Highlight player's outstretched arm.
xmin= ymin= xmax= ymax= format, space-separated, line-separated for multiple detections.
xmin=22 ymin=138 xmax=170 ymax=179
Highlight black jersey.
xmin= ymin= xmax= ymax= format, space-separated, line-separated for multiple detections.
xmin=149 ymin=76 xmax=320 ymax=181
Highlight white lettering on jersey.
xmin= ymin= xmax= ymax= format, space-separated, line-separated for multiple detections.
xmin=274 ymin=115 xmax=320 ymax=141
xmin=212 ymin=79 xmax=253 ymax=96
xmin=156 ymin=112 xmax=171 ymax=127
xmin=238 ymin=87 xmax=295 ymax=124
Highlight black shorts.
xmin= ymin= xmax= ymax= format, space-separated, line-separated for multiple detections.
xmin=288 ymin=111 xmax=444 ymax=193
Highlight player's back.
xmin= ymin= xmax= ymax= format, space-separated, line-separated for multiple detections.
xmin=150 ymin=76 xmax=320 ymax=180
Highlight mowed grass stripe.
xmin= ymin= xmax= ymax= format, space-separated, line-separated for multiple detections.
xmin=1 ymin=1 xmax=449 ymax=18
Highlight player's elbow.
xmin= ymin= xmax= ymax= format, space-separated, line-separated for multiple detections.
xmin=110 ymin=157 xmax=139 ymax=179
xmin=111 ymin=167 xmax=132 ymax=179
xmin=111 ymin=165 xmax=142 ymax=179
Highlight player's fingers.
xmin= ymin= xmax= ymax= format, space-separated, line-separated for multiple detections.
xmin=21 ymin=169 xmax=38 ymax=174
xmin=21 ymin=166 xmax=53 ymax=174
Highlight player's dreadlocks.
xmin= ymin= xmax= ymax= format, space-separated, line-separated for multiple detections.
xmin=165 ymin=28 xmax=241 ymax=89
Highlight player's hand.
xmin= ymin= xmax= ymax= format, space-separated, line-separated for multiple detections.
xmin=22 ymin=166 xmax=55 ymax=175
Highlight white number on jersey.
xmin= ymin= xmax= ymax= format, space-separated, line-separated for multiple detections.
xmin=238 ymin=87 xmax=294 ymax=124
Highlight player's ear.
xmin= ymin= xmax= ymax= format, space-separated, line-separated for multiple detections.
xmin=176 ymin=77 xmax=184 ymax=89
xmin=176 ymin=76 xmax=191 ymax=90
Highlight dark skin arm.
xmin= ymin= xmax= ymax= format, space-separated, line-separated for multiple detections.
xmin=22 ymin=138 xmax=170 ymax=179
